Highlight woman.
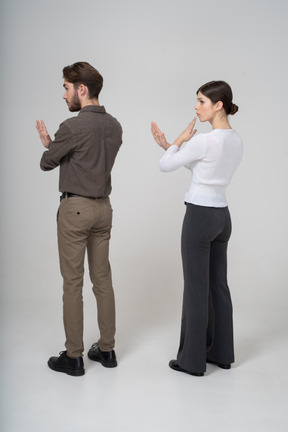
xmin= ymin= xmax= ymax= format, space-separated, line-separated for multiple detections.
xmin=151 ymin=81 xmax=243 ymax=376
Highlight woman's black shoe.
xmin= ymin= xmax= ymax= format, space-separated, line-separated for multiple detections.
xmin=169 ymin=360 xmax=204 ymax=376
xmin=206 ymin=359 xmax=231 ymax=369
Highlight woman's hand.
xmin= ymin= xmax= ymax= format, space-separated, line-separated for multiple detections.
xmin=173 ymin=118 xmax=197 ymax=148
xmin=151 ymin=122 xmax=171 ymax=150
xmin=36 ymin=120 xmax=52 ymax=149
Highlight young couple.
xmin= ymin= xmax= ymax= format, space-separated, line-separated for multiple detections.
xmin=36 ymin=62 xmax=242 ymax=377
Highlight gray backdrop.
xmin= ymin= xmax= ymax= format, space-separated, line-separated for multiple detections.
xmin=1 ymin=0 xmax=287 ymax=346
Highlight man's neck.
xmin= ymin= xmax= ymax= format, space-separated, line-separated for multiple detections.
xmin=80 ymin=98 xmax=100 ymax=108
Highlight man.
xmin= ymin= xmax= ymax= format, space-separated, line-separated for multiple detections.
xmin=36 ymin=62 xmax=122 ymax=376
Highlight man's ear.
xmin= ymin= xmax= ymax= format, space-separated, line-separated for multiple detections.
xmin=78 ymin=84 xmax=88 ymax=96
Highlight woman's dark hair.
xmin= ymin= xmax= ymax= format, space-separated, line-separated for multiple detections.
xmin=63 ymin=62 xmax=103 ymax=99
xmin=197 ymin=80 xmax=238 ymax=115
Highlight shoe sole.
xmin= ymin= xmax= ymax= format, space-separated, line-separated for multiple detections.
xmin=48 ymin=361 xmax=85 ymax=376
xmin=169 ymin=360 xmax=204 ymax=376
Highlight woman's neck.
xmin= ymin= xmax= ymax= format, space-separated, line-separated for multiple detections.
xmin=211 ymin=114 xmax=231 ymax=130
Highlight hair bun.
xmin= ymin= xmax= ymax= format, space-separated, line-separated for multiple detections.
xmin=230 ymin=103 xmax=239 ymax=115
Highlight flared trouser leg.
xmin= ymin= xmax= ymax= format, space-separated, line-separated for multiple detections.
xmin=176 ymin=204 xmax=234 ymax=374
xmin=206 ymin=239 xmax=234 ymax=364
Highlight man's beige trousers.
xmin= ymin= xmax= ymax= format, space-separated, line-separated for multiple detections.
xmin=57 ymin=196 xmax=116 ymax=358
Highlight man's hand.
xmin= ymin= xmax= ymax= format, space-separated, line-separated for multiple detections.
xmin=151 ymin=122 xmax=171 ymax=150
xmin=36 ymin=120 xmax=52 ymax=149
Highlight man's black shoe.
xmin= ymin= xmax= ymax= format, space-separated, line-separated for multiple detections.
xmin=48 ymin=351 xmax=85 ymax=376
xmin=169 ymin=360 xmax=204 ymax=376
xmin=206 ymin=359 xmax=231 ymax=369
xmin=88 ymin=343 xmax=117 ymax=368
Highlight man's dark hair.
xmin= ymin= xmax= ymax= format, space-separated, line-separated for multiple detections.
xmin=63 ymin=62 xmax=103 ymax=99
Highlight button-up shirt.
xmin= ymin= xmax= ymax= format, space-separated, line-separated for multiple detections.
xmin=40 ymin=105 xmax=122 ymax=197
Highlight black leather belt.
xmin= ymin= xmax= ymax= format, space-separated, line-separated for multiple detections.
xmin=64 ymin=193 xmax=81 ymax=198
xmin=60 ymin=192 xmax=103 ymax=201
xmin=60 ymin=192 xmax=81 ymax=201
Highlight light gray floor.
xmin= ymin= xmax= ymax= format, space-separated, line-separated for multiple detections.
xmin=1 ymin=296 xmax=287 ymax=432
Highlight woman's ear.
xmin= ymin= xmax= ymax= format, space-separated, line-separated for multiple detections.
xmin=215 ymin=100 xmax=223 ymax=111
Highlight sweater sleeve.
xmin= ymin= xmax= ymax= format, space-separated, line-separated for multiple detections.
xmin=40 ymin=123 xmax=75 ymax=171
xmin=159 ymin=134 xmax=207 ymax=172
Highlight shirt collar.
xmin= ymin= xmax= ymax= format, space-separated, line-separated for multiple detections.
xmin=79 ymin=105 xmax=106 ymax=114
